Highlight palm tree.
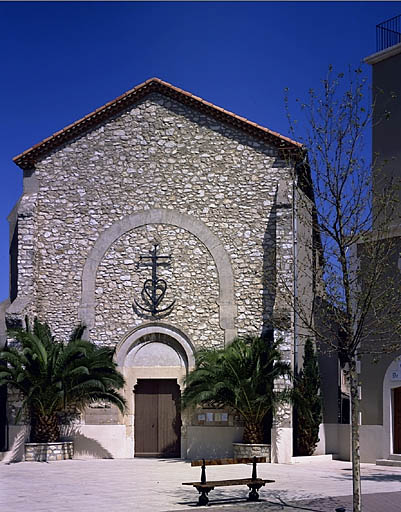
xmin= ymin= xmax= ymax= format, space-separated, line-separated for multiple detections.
xmin=182 ymin=335 xmax=291 ymax=444
xmin=0 ymin=318 xmax=126 ymax=443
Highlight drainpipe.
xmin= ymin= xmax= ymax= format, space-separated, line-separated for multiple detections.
xmin=292 ymin=176 xmax=298 ymax=376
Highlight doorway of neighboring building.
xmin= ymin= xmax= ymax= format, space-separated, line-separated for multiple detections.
xmin=0 ymin=384 xmax=7 ymax=451
xmin=134 ymin=379 xmax=181 ymax=457
xmin=393 ymin=386 xmax=401 ymax=454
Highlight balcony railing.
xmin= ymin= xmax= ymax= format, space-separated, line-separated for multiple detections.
xmin=376 ymin=15 xmax=401 ymax=52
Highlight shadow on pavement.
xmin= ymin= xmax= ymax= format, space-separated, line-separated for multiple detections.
xmin=328 ymin=470 xmax=401 ymax=483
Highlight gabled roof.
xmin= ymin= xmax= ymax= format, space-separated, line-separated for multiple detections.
xmin=13 ymin=77 xmax=303 ymax=170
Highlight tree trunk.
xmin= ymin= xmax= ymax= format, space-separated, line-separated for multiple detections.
xmin=243 ymin=421 xmax=264 ymax=444
xmin=30 ymin=411 xmax=60 ymax=443
xmin=350 ymin=358 xmax=362 ymax=512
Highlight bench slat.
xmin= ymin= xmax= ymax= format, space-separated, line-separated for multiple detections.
xmin=182 ymin=478 xmax=275 ymax=487
xmin=191 ymin=456 xmax=267 ymax=467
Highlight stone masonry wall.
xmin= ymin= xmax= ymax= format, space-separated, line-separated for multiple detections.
xmin=94 ymin=224 xmax=220 ymax=348
xmin=15 ymin=92 xmax=295 ymax=348
xmin=24 ymin=441 xmax=74 ymax=461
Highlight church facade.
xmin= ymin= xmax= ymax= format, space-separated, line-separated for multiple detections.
xmin=2 ymin=78 xmax=326 ymax=461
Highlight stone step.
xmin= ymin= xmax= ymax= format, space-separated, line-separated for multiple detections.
xmin=389 ymin=454 xmax=401 ymax=461
xmin=376 ymin=458 xmax=401 ymax=467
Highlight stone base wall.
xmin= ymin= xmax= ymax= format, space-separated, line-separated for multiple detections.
xmin=24 ymin=441 xmax=74 ymax=461
xmin=233 ymin=442 xmax=271 ymax=462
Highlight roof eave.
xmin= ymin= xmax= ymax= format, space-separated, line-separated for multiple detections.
xmin=364 ymin=42 xmax=401 ymax=65
xmin=13 ymin=78 xmax=303 ymax=170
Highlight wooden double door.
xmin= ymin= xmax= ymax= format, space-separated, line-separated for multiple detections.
xmin=394 ymin=387 xmax=401 ymax=454
xmin=134 ymin=379 xmax=181 ymax=457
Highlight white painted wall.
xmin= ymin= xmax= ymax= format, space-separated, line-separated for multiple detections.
xmin=313 ymin=423 xmax=329 ymax=455
xmin=360 ymin=425 xmax=385 ymax=463
xmin=317 ymin=423 xmax=351 ymax=461
xmin=271 ymin=427 xmax=292 ymax=463
xmin=65 ymin=425 xmax=134 ymax=459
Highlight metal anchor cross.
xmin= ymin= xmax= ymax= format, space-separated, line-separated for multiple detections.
xmin=133 ymin=243 xmax=176 ymax=318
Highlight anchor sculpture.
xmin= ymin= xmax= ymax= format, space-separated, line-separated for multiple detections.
xmin=133 ymin=243 xmax=175 ymax=318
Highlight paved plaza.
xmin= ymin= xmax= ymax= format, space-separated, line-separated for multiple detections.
xmin=1 ymin=457 xmax=401 ymax=512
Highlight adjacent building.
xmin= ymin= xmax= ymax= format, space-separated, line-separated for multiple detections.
xmin=360 ymin=15 xmax=401 ymax=464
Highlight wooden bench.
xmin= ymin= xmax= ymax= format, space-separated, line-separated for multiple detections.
xmin=182 ymin=456 xmax=274 ymax=506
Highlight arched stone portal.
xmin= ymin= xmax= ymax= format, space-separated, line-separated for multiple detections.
xmin=117 ymin=323 xmax=195 ymax=458
xmin=116 ymin=322 xmax=195 ymax=369
xmin=79 ymin=208 xmax=237 ymax=344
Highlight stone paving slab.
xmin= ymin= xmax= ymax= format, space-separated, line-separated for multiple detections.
xmin=181 ymin=492 xmax=401 ymax=511
xmin=1 ymin=458 xmax=401 ymax=511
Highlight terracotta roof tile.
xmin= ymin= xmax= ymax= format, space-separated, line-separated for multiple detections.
xmin=13 ymin=77 xmax=303 ymax=170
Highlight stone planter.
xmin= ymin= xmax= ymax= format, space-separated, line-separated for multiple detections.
xmin=233 ymin=442 xmax=271 ymax=462
xmin=24 ymin=441 xmax=74 ymax=462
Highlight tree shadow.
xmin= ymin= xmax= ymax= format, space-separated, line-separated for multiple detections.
xmin=275 ymin=494 xmax=351 ymax=511
xmin=329 ymin=468 xmax=401 ymax=483
xmin=1 ymin=426 xmax=28 ymax=464
xmin=361 ymin=472 xmax=401 ymax=482
xmin=262 ymin=191 xmax=277 ymax=339
xmin=175 ymin=485 xmax=347 ymax=511
xmin=61 ymin=425 xmax=113 ymax=459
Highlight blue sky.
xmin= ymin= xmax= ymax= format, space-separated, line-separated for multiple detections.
xmin=1 ymin=1 xmax=400 ymax=302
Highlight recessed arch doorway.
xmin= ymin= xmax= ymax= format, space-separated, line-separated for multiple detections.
xmin=134 ymin=378 xmax=181 ymax=457
xmin=394 ymin=386 xmax=401 ymax=454
xmin=116 ymin=324 xmax=194 ymax=458
xmin=383 ymin=357 xmax=401 ymax=458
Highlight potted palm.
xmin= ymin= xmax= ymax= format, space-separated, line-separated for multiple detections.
xmin=182 ymin=335 xmax=291 ymax=460
xmin=0 ymin=318 xmax=126 ymax=461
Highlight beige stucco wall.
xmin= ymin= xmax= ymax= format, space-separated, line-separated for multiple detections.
xmin=370 ymin=50 xmax=401 ymax=221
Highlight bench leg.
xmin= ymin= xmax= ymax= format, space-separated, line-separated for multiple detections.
xmin=198 ymin=489 xmax=209 ymax=506
xmin=195 ymin=486 xmax=213 ymax=506
xmin=247 ymin=483 xmax=263 ymax=502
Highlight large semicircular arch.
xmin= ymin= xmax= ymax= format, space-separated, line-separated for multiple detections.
xmin=79 ymin=208 xmax=236 ymax=344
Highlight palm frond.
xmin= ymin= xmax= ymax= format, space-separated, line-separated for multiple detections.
xmin=69 ymin=324 xmax=86 ymax=342
xmin=4 ymin=319 xmax=126 ymax=442
xmin=182 ymin=335 xmax=292 ymax=441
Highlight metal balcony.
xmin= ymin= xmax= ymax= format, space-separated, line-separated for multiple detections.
xmin=376 ymin=15 xmax=401 ymax=52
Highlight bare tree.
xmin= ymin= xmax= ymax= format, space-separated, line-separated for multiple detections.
xmin=284 ymin=66 xmax=400 ymax=512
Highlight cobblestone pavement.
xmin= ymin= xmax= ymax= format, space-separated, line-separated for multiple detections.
xmin=1 ymin=458 xmax=401 ymax=512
